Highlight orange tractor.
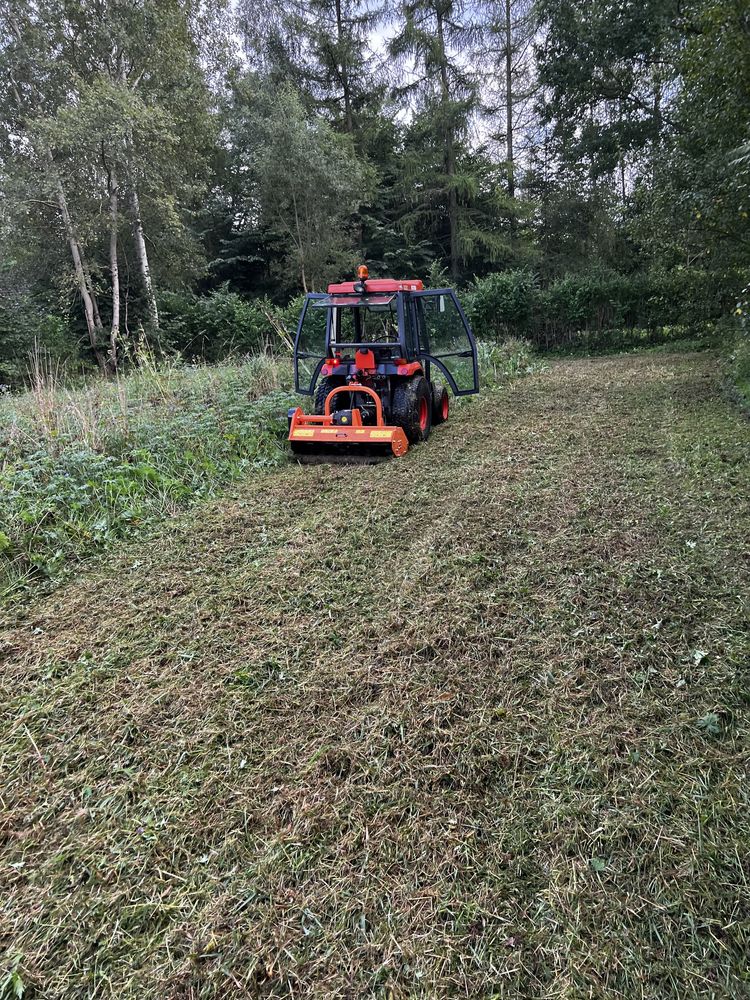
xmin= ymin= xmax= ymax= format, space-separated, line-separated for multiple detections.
xmin=288 ymin=266 xmax=479 ymax=461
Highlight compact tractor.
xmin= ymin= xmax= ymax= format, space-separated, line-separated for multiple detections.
xmin=288 ymin=266 xmax=479 ymax=461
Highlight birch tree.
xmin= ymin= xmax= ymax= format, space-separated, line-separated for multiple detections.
xmin=0 ymin=2 xmax=109 ymax=369
xmin=0 ymin=0 xmax=223 ymax=368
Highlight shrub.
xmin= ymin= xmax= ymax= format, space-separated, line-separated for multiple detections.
xmin=464 ymin=270 xmax=537 ymax=338
xmin=159 ymin=287 xmax=296 ymax=361
xmin=476 ymin=338 xmax=540 ymax=386
xmin=0 ymin=303 xmax=78 ymax=387
xmin=723 ymin=285 xmax=750 ymax=406
xmin=731 ymin=338 xmax=750 ymax=404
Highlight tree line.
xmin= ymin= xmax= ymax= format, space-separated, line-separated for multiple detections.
xmin=0 ymin=0 xmax=747 ymax=379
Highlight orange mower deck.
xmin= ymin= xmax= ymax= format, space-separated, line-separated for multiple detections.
xmin=288 ymin=384 xmax=409 ymax=462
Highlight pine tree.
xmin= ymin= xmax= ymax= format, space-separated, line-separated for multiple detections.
xmin=482 ymin=0 xmax=538 ymax=213
xmin=389 ymin=0 xmax=483 ymax=279
xmin=240 ymin=0 xmax=383 ymax=142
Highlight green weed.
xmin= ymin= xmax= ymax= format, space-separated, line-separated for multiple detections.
xmin=0 ymin=354 xmax=296 ymax=600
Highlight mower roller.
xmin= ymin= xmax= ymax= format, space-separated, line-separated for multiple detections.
xmin=288 ymin=266 xmax=479 ymax=463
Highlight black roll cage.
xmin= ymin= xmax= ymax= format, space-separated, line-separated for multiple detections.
xmin=294 ymin=289 xmax=479 ymax=397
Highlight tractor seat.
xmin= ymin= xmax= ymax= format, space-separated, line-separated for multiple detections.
xmin=372 ymin=344 xmax=401 ymax=361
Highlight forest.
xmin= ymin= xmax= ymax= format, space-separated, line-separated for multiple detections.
xmin=0 ymin=0 xmax=748 ymax=383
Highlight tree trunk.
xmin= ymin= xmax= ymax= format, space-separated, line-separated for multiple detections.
xmin=81 ymin=253 xmax=103 ymax=332
xmin=128 ymin=179 xmax=159 ymax=330
xmin=291 ymin=192 xmax=308 ymax=292
xmin=334 ymin=0 xmax=364 ymax=251
xmin=108 ymin=165 xmax=120 ymax=370
xmin=652 ymin=74 xmax=662 ymax=184
xmin=10 ymin=54 xmax=106 ymax=370
xmin=56 ymin=178 xmax=103 ymax=362
xmin=436 ymin=8 xmax=459 ymax=281
xmin=505 ymin=0 xmax=515 ymax=201
xmin=446 ymin=145 xmax=459 ymax=282
xmin=334 ymin=0 xmax=354 ymax=134
xmin=504 ymin=0 xmax=517 ymax=243
xmin=53 ymin=170 xmax=107 ymax=371
xmin=618 ymin=100 xmax=627 ymax=202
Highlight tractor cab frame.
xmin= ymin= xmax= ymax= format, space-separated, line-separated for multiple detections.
xmin=293 ymin=277 xmax=479 ymax=401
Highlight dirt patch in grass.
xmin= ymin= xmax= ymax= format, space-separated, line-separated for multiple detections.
xmin=1 ymin=351 xmax=748 ymax=998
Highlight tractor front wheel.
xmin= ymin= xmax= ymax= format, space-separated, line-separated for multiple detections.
xmin=431 ymin=382 xmax=449 ymax=425
xmin=392 ymin=375 xmax=432 ymax=444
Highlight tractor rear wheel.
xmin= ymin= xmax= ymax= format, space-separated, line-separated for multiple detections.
xmin=314 ymin=375 xmax=346 ymax=415
xmin=392 ymin=375 xmax=432 ymax=444
xmin=431 ymin=382 xmax=449 ymax=425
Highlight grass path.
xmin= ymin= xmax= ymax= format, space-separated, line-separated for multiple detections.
xmin=1 ymin=351 xmax=748 ymax=999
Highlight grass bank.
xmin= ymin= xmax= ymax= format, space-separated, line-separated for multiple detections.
xmin=1 ymin=349 xmax=747 ymax=997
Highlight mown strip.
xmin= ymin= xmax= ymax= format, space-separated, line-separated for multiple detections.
xmin=0 ymin=350 xmax=748 ymax=999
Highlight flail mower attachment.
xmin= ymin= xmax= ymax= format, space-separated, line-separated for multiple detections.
xmin=288 ymin=384 xmax=409 ymax=464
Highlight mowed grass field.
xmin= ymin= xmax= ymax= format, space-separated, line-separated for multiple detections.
xmin=1 ymin=350 xmax=748 ymax=999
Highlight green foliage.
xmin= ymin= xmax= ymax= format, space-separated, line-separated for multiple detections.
xmin=464 ymin=267 xmax=741 ymax=349
xmin=243 ymin=85 xmax=371 ymax=292
xmin=388 ymin=0 xmax=490 ymax=279
xmin=476 ymin=337 xmax=540 ymax=385
xmin=730 ymin=338 xmax=750 ymax=405
xmin=0 ymin=0 xmax=748 ymax=373
xmin=667 ymin=0 xmax=750 ymax=272
xmin=160 ymin=288 xmax=277 ymax=360
xmin=696 ymin=712 xmax=722 ymax=738
xmin=724 ymin=285 xmax=750 ymax=405
xmin=0 ymin=952 xmax=25 ymax=1000
xmin=240 ymin=0 xmax=382 ymax=138
xmin=536 ymin=0 xmax=679 ymax=175
xmin=0 ymin=359 xmax=296 ymax=597
xmin=159 ymin=287 xmax=305 ymax=361
xmin=0 ymin=306 xmax=77 ymax=386
xmin=0 ymin=0 xmax=223 ymax=366
xmin=467 ymin=270 xmax=538 ymax=337
xmin=0 ymin=247 xmax=79 ymax=384
xmin=0 ymin=337 xmax=539 ymax=599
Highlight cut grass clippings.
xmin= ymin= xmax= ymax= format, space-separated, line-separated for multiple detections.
xmin=0 ymin=349 xmax=748 ymax=998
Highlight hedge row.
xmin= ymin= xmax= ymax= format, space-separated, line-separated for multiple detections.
xmin=158 ymin=268 xmax=742 ymax=358
xmin=5 ymin=267 xmax=738 ymax=386
xmin=463 ymin=267 xmax=742 ymax=348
